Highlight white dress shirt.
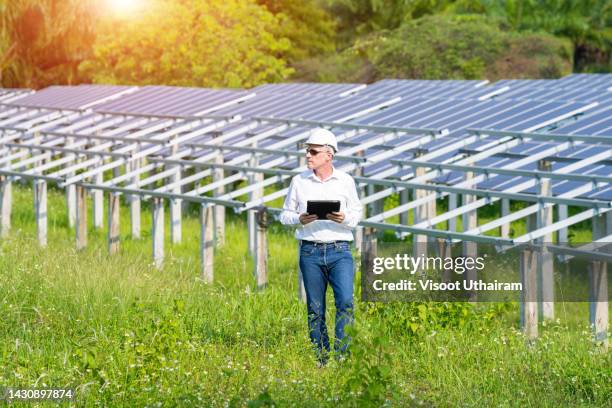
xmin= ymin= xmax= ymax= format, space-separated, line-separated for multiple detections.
xmin=280 ymin=167 xmax=363 ymax=242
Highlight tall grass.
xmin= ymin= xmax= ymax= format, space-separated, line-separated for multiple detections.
xmin=0 ymin=184 xmax=609 ymax=406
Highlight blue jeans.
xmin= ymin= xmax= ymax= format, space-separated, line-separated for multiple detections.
xmin=299 ymin=240 xmax=355 ymax=360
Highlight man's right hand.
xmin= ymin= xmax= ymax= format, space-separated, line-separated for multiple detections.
xmin=299 ymin=213 xmax=318 ymax=225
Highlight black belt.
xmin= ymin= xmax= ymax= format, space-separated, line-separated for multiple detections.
xmin=301 ymin=240 xmax=350 ymax=246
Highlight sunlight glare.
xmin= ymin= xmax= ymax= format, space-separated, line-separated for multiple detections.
xmin=105 ymin=0 xmax=144 ymax=16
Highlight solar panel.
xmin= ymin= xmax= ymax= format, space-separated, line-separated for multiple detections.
xmin=358 ymin=79 xmax=488 ymax=99
xmin=552 ymin=106 xmax=612 ymax=136
xmin=1 ymin=73 xmax=610 ymax=252
xmin=251 ymin=82 xmax=365 ymax=96
xmin=9 ymin=84 xmax=136 ymax=110
xmin=214 ymin=93 xmax=398 ymax=122
xmin=94 ymin=86 xmax=254 ymax=117
xmin=0 ymin=88 xmax=33 ymax=103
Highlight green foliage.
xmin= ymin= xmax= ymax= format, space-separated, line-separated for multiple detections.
xmin=452 ymin=0 xmax=611 ymax=72
xmin=326 ymin=0 xmax=457 ymax=44
xmin=257 ymin=0 xmax=336 ymax=65
xmin=361 ymin=301 xmax=477 ymax=337
xmin=290 ymin=52 xmax=374 ymax=83
xmin=0 ymin=184 xmax=610 ymax=406
xmin=1 ymin=0 xmax=608 ymax=88
xmin=80 ymin=0 xmax=293 ymax=88
xmin=247 ymin=389 xmax=276 ymax=407
xmin=305 ymin=14 xmax=573 ymax=82
xmin=0 ymin=0 xmax=96 ymax=88
xmin=343 ymin=321 xmax=397 ymax=407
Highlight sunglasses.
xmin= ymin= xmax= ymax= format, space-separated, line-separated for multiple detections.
xmin=305 ymin=148 xmax=329 ymax=156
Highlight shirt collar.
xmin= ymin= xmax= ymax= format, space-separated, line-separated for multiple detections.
xmin=309 ymin=166 xmax=339 ymax=182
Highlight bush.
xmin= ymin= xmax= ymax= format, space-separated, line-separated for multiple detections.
xmin=80 ymin=0 xmax=293 ymax=88
xmin=298 ymin=14 xmax=573 ymax=82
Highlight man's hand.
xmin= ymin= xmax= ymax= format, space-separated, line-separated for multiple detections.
xmin=299 ymin=213 xmax=318 ymax=225
xmin=326 ymin=211 xmax=345 ymax=223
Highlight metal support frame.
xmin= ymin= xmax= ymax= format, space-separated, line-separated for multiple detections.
xmin=590 ymin=214 xmax=608 ymax=349
xmin=413 ymin=152 xmax=428 ymax=262
xmin=108 ymin=192 xmax=120 ymax=255
xmin=76 ymin=184 xmax=87 ymax=250
xmin=34 ymin=180 xmax=47 ymax=247
xmin=381 ymin=142 xmax=610 ymax=231
xmin=537 ymin=160 xmax=554 ymax=320
xmin=152 ymin=197 xmax=164 ymax=269
xmin=520 ymin=247 xmax=538 ymax=341
xmin=468 ymin=128 xmax=612 ymax=145
xmin=169 ymin=145 xmax=182 ymax=244
xmin=254 ymin=207 xmax=268 ymax=289
xmin=391 ymin=158 xmax=612 ymax=185
xmin=213 ymin=151 xmax=225 ymax=246
xmin=200 ymin=204 xmax=214 ymax=283
xmin=252 ymin=114 xmax=441 ymax=136
xmin=238 ymin=129 xmax=449 ymax=212
xmin=0 ymin=176 xmax=12 ymax=237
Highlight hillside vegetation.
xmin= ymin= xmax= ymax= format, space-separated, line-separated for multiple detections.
xmin=1 ymin=0 xmax=609 ymax=88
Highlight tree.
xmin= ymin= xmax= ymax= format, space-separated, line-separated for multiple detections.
xmin=80 ymin=0 xmax=294 ymax=88
xmin=452 ymin=0 xmax=611 ymax=71
xmin=256 ymin=0 xmax=336 ymax=65
xmin=0 ymin=0 xmax=96 ymax=88
xmin=325 ymin=0 xmax=457 ymax=44
xmin=295 ymin=14 xmax=573 ymax=82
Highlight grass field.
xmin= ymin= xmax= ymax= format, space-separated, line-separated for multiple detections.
xmin=0 ymin=184 xmax=610 ymax=407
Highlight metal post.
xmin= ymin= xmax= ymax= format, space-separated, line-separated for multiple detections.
xmin=501 ymin=199 xmax=510 ymax=238
xmin=108 ymin=193 xmax=120 ymax=255
xmin=254 ymin=206 xmax=268 ymax=290
xmin=170 ymin=198 xmax=182 ymax=244
xmin=152 ymin=197 xmax=164 ymax=269
xmin=590 ymin=214 xmax=608 ymax=349
xmin=170 ymin=145 xmax=181 ymax=244
xmin=76 ymin=185 xmax=87 ymax=250
xmin=213 ymin=153 xmax=225 ymax=247
xmin=354 ymin=150 xmax=365 ymax=254
xmin=448 ymin=193 xmax=457 ymax=232
xmin=520 ymin=248 xmax=538 ymax=342
xmin=200 ymin=204 xmax=214 ymax=283
xmin=462 ymin=169 xmax=477 ymax=300
xmin=428 ymin=187 xmax=437 ymax=243
xmin=399 ymin=189 xmax=409 ymax=226
xmin=557 ymin=205 xmax=568 ymax=243
xmin=297 ymin=141 xmax=306 ymax=168
xmin=34 ymin=180 xmax=47 ymax=247
xmin=0 ymin=176 xmax=12 ymax=237
xmin=413 ymin=162 xmax=428 ymax=264
xmin=361 ymin=227 xmax=378 ymax=291
xmin=130 ymin=159 xmax=141 ymax=239
xmin=92 ymin=153 xmax=104 ymax=229
xmin=438 ymin=238 xmax=453 ymax=283
xmin=537 ymin=160 xmax=554 ymax=320
xmin=65 ymin=136 xmax=76 ymax=229
xmin=248 ymin=151 xmax=263 ymax=257
xmin=66 ymin=184 xmax=76 ymax=228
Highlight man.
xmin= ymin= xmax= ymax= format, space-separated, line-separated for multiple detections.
xmin=280 ymin=128 xmax=362 ymax=365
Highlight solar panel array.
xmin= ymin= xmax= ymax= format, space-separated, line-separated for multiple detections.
xmin=0 ymin=73 xmax=610 ymax=247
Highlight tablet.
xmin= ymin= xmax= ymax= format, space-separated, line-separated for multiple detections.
xmin=306 ymin=200 xmax=341 ymax=220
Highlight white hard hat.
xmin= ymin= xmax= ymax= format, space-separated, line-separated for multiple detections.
xmin=305 ymin=128 xmax=338 ymax=153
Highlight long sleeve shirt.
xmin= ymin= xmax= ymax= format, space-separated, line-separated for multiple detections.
xmin=279 ymin=167 xmax=362 ymax=242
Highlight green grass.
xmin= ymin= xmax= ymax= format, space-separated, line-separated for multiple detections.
xmin=0 ymin=184 xmax=610 ymax=407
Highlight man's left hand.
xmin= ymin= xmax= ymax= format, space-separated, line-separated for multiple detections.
xmin=326 ymin=211 xmax=345 ymax=223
